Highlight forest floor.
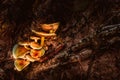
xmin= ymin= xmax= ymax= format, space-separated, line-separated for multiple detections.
xmin=0 ymin=0 xmax=120 ymax=80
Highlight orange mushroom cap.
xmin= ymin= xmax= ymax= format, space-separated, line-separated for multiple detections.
xmin=26 ymin=54 xmax=39 ymax=62
xmin=30 ymin=42 xmax=42 ymax=50
xmin=41 ymin=22 xmax=59 ymax=32
xmin=14 ymin=59 xmax=30 ymax=71
xmin=30 ymin=49 xmax=45 ymax=59
xmin=12 ymin=44 xmax=29 ymax=59
xmin=31 ymin=30 xmax=56 ymax=37
xmin=18 ymin=41 xmax=31 ymax=50
xmin=18 ymin=41 xmax=29 ymax=46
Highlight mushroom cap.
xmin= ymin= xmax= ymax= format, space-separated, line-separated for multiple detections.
xmin=30 ymin=36 xmax=40 ymax=40
xmin=18 ymin=42 xmax=31 ymax=50
xmin=12 ymin=44 xmax=28 ymax=59
xmin=30 ymin=42 xmax=42 ymax=50
xmin=26 ymin=54 xmax=39 ymax=62
xmin=41 ymin=22 xmax=59 ymax=32
xmin=30 ymin=49 xmax=45 ymax=59
xmin=18 ymin=41 xmax=30 ymax=46
xmin=14 ymin=59 xmax=30 ymax=71
xmin=32 ymin=30 xmax=56 ymax=37
xmin=23 ymin=45 xmax=31 ymax=50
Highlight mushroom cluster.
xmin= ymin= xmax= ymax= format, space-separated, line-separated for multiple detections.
xmin=12 ymin=22 xmax=59 ymax=71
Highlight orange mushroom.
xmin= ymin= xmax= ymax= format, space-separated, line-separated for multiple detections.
xmin=31 ymin=30 xmax=56 ymax=37
xmin=41 ymin=22 xmax=59 ymax=33
xmin=18 ymin=41 xmax=31 ymax=50
xmin=30 ymin=42 xmax=42 ymax=50
xmin=30 ymin=49 xmax=45 ymax=59
xmin=26 ymin=54 xmax=39 ymax=62
xmin=14 ymin=59 xmax=30 ymax=71
xmin=12 ymin=44 xmax=29 ymax=59
xmin=31 ymin=29 xmax=56 ymax=47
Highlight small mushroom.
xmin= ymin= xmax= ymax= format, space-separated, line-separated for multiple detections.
xmin=30 ymin=49 xmax=45 ymax=59
xmin=32 ymin=30 xmax=56 ymax=37
xmin=30 ymin=36 xmax=40 ymax=42
xmin=12 ymin=44 xmax=28 ymax=59
xmin=26 ymin=54 xmax=39 ymax=62
xmin=32 ymin=30 xmax=56 ymax=46
xmin=41 ymin=22 xmax=59 ymax=33
xmin=18 ymin=41 xmax=31 ymax=50
xmin=30 ymin=42 xmax=42 ymax=50
xmin=14 ymin=59 xmax=30 ymax=71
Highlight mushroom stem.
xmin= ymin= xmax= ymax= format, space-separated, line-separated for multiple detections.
xmin=41 ymin=37 xmax=45 ymax=47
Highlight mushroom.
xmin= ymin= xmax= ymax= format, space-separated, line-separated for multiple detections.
xmin=14 ymin=59 xmax=30 ymax=71
xmin=12 ymin=44 xmax=29 ymax=59
xmin=18 ymin=41 xmax=31 ymax=50
xmin=32 ymin=29 xmax=56 ymax=46
xmin=30 ymin=42 xmax=42 ymax=50
xmin=41 ymin=22 xmax=59 ymax=33
xmin=30 ymin=36 xmax=40 ymax=43
xmin=30 ymin=49 xmax=45 ymax=59
xmin=32 ymin=30 xmax=56 ymax=37
xmin=26 ymin=54 xmax=39 ymax=62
